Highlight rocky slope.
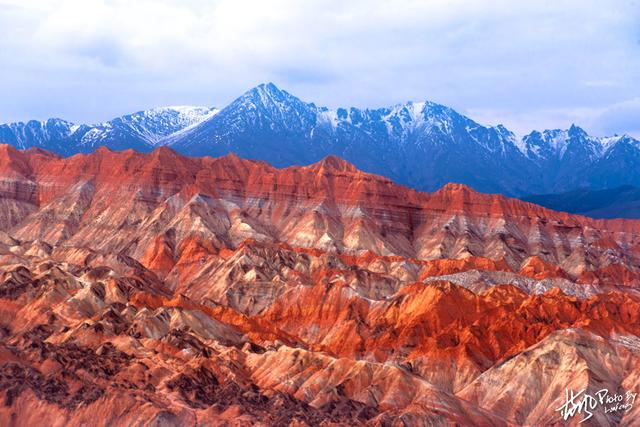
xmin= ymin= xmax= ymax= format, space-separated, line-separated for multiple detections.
xmin=0 ymin=145 xmax=638 ymax=426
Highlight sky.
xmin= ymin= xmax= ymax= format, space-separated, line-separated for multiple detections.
xmin=0 ymin=0 xmax=639 ymax=137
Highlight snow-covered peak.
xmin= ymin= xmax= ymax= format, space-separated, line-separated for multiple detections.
xmin=121 ymin=105 xmax=217 ymax=127
xmin=219 ymin=83 xmax=319 ymax=133
xmin=599 ymin=134 xmax=640 ymax=153
xmin=239 ymin=83 xmax=304 ymax=110
xmin=520 ymin=126 xmax=640 ymax=162
xmin=80 ymin=105 xmax=219 ymax=147
xmin=248 ymin=82 xmax=285 ymax=99
xmin=315 ymin=98 xmax=474 ymax=135
xmin=0 ymin=118 xmax=79 ymax=150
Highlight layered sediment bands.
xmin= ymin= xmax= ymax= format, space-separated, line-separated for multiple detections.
xmin=457 ymin=328 xmax=640 ymax=426
xmin=2 ymin=144 xmax=640 ymax=272
xmin=0 ymin=145 xmax=639 ymax=425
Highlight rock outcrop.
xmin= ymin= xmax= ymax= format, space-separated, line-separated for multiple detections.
xmin=0 ymin=145 xmax=638 ymax=426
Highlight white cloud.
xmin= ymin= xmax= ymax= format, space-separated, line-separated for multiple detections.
xmin=0 ymin=0 xmax=638 ymax=138
xmin=589 ymin=98 xmax=640 ymax=137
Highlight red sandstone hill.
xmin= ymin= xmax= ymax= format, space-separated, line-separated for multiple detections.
xmin=0 ymin=144 xmax=638 ymax=426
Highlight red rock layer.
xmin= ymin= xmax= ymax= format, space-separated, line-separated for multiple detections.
xmin=0 ymin=146 xmax=639 ymax=426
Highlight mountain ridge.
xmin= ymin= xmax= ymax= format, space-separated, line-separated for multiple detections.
xmin=0 ymin=105 xmax=218 ymax=155
xmin=1 ymin=82 xmax=639 ymax=196
xmin=0 ymin=144 xmax=639 ymax=425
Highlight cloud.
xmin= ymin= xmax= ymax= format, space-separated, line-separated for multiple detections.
xmin=590 ymin=98 xmax=640 ymax=137
xmin=0 ymin=0 xmax=638 ymax=138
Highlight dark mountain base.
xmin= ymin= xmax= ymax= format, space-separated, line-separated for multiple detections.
xmin=521 ymin=185 xmax=640 ymax=219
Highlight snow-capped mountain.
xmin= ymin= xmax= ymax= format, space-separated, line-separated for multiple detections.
xmin=76 ymin=106 xmax=218 ymax=151
xmin=0 ymin=106 xmax=217 ymax=155
xmin=1 ymin=82 xmax=639 ymax=196
xmin=169 ymin=83 xmax=640 ymax=195
xmin=517 ymin=125 xmax=640 ymax=192
xmin=168 ymin=83 xmax=535 ymax=194
xmin=0 ymin=118 xmax=77 ymax=154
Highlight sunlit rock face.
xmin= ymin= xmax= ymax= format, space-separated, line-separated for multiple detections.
xmin=0 ymin=145 xmax=638 ymax=426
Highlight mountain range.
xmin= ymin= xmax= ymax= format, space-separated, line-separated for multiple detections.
xmin=0 ymin=145 xmax=638 ymax=425
xmin=0 ymin=105 xmax=218 ymax=154
xmin=2 ymin=83 xmax=639 ymax=197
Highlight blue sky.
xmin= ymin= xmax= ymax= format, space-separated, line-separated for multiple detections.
xmin=1 ymin=0 xmax=639 ymax=137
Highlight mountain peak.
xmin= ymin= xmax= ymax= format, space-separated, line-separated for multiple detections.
xmin=245 ymin=82 xmax=291 ymax=102
xmin=312 ymin=155 xmax=359 ymax=173
xmin=436 ymin=182 xmax=477 ymax=194
xmin=95 ymin=145 xmax=114 ymax=154
xmin=225 ymin=83 xmax=313 ymax=120
xmin=261 ymin=82 xmax=281 ymax=92
xmin=568 ymin=123 xmax=587 ymax=137
xmin=151 ymin=145 xmax=180 ymax=157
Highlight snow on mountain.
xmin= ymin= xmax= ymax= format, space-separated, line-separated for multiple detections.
xmin=0 ymin=118 xmax=77 ymax=153
xmin=108 ymin=106 xmax=218 ymax=145
xmin=0 ymin=106 xmax=217 ymax=154
xmin=520 ymin=125 xmax=606 ymax=162
xmin=167 ymin=84 xmax=640 ymax=195
xmin=168 ymin=83 xmax=539 ymax=194
xmin=1 ymin=83 xmax=639 ymax=196
xmin=75 ymin=106 xmax=219 ymax=150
